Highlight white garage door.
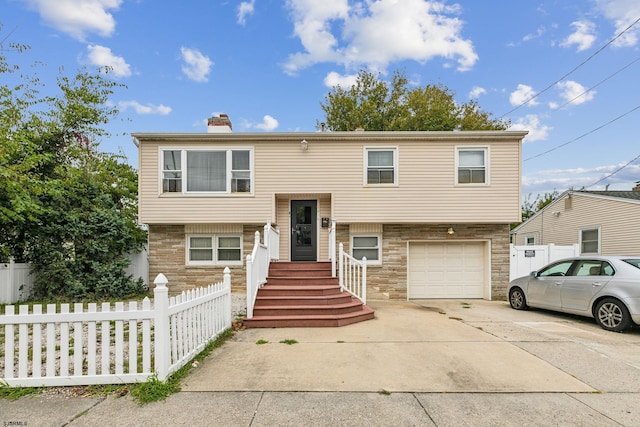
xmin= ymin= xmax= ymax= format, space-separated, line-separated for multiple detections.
xmin=408 ymin=242 xmax=486 ymax=299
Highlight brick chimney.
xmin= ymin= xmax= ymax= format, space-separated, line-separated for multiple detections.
xmin=207 ymin=113 xmax=232 ymax=133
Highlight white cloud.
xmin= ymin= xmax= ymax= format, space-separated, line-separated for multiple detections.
xmin=283 ymin=0 xmax=477 ymax=75
xmin=25 ymin=0 xmax=122 ymax=41
xmin=323 ymin=71 xmax=358 ymax=88
xmin=549 ymin=80 xmax=596 ymax=109
xmin=119 ymin=100 xmax=172 ymax=115
xmin=468 ymin=86 xmax=486 ymax=99
xmin=508 ymin=114 xmax=550 ymax=142
xmin=254 ymin=115 xmax=279 ymax=131
xmin=522 ymin=26 xmax=546 ymax=43
xmin=560 ymin=20 xmax=596 ymax=51
xmin=594 ymin=0 xmax=640 ymax=47
xmin=180 ymin=47 xmax=213 ymax=82
xmin=523 ymin=162 xmax=640 ymax=195
xmin=509 ymin=84 xmax=539 ymax=107
xmin=237 ymin=0 xmax=256 ymax=25
xmin=86 ymin=44 xmax=131 ymax=78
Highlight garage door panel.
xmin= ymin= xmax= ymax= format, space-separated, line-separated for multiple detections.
xmin=409 ymin=242 xmax=486 ymax=299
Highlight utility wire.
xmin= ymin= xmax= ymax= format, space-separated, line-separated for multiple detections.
xmin=552 ymin=55 xmax=640 ymax=110
xmin=524 ymin=104 xmax=640 ymax=162
xmin=500 ymin=16 xmax=640 ymax=118
xmin=584 ymin=152 xmax=640 ymax=188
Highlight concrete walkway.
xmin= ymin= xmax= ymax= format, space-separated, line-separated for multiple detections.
xmin=3 ymin=299 xmax=640 ymax=426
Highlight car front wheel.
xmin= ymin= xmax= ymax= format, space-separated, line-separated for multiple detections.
xmin=509 ymin=287 xmax=528 ymax=310
xmin=595 ymin=298 xmax=632 ymax=332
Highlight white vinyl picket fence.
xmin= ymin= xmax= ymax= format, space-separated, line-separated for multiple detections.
xmin=0 ymin=269 xmax=231 ymax=387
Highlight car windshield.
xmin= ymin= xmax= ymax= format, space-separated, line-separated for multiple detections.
xmin=622 ymin=259 xmax=640 ymax=269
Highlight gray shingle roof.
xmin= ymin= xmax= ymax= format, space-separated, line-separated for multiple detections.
xmin=575 ymin=190 xmax=640 ymax=201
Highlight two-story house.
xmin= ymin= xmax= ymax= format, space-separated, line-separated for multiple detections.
xmin=134 ymin=117 xmax=526 ymax=301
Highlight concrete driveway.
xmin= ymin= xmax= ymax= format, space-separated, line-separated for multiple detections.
xmin=181 ymin=299 xmax=640 ymax=393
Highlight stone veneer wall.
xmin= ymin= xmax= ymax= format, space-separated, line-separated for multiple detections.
xmin=363 ymin=223 xmax=510 ymax=301
xmin=148 ymin=224 xmax=262 ymax=295
xmin=149 ymin=223 xmax=510 ymax=300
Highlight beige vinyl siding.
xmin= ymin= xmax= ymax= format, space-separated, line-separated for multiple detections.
xmin=137 ymin=132 xmax=523 ymax=225
xmin=513 ymin=193 xmax=640 ymax=256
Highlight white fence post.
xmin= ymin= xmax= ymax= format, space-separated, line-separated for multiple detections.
xmin=153 ymin=273 xmax=170 ymax=381
xmin=339 ymin=243 xmax=345 ymax=292
xmin=246 ymin=254 xmax=254 ymax=319
xmin=362 ymin=257 xmax=367 ymax=303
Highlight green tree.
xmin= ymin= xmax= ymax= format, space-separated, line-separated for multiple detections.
xmin=0 ymin=33 xmax=146 ymax=299
xmin=320 ymin=69 xmax=510 ymax=131
xmin=520 ymin=190 xmax=560 ymax=223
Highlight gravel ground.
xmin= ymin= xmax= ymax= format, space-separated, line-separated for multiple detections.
xmin=231 ymin=293 xmax=247 ymax=320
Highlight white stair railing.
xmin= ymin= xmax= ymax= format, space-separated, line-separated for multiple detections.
xmin=329 ymin=220 xmax=336 ymax=278
xmin=246 ymin=222 xmax=279 ymax=319
xmin=338 ymin=242 xmax=367 ymax=303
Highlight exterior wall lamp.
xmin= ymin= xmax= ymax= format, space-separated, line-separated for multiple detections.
xmin=301 ymin=139 xmax=308 ymax=150
xmin=447 ymin=227 xmax=455 ymax=235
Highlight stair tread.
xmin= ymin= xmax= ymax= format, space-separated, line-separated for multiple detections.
xmin=247 ymin=306 xmax=374 ymax=320
xmin=254 ymin=300 xmax=363 ymax=310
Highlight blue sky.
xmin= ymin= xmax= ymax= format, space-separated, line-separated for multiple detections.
xmin=3 ymin=0 xmax=640 ymax=198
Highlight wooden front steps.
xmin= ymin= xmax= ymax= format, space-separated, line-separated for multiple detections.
xmin=243 ymin=262 xmax=375 ymax=328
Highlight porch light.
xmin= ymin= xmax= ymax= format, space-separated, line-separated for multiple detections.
xmin=301 ymin=139 xmax=308 ymax=150
xmin=447 ymin=227 xmax=455 ymax=235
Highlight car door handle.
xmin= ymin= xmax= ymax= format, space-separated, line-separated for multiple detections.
xmin=554 ymin=282 xmax=562 ymax=286
xmin=592 ymin=282 xmax=603 ymax=287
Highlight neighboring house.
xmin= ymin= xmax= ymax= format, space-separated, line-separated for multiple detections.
xmin=133 ymin=116 xmax=526 ymax=300
xmin=511 ymin=189 xmax=640 ymax=256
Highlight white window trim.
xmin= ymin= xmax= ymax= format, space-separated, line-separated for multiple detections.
xmin=363 ymin=146 xmax=399 ymax=187
xmin=159 ymin=147 xmax=254 ymax=196
xmin=579 ymin=226 xmax=601 ymax=255
xmin=525 ymin=235 xmax=536 ymax=245
xmin=455 ymin=146 xmax=489 ymax=186
xmin=186 ymin=234 xmax=243 ymax=266
xmin=350 ymin=234 xmax=382 ymax=266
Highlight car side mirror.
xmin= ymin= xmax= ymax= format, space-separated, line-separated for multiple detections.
xmin=530 ymin=271 xmax=538 ymax=278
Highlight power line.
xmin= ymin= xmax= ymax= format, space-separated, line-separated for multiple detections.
xmin=523 ymin=104 xmax=640 ymax=162
xmin=500 ymin=16 xmax=640 ymax=118
xmin=552 ymin=55 xmax=640 ymax=110
xmin=584 ymin=152 xmax=640 ymax=188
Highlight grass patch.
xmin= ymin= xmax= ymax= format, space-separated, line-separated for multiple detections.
xmin=378 ymin=389 xmax=391 ymax=395
xmin=256 ymin=339 xmax=269 ymax=345
xmin=336 ymin=340 xmax=345 ymax=343
xmin=0 ymin=382 xmax=43 ymax=400
xmin=460 ymin=302 xmax=471 ymax=308
xmin=279 ymin=339 xmax=298 ymax=345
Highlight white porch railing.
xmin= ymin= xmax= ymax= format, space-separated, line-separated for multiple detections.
xmin=0 ymin=269 xmax=231 ymax=387
xmin=338 ymin=242 xmax=367 ymax=303
xmin=246 ymin=222 xmax=280 ymax=319
xmin=329 ymin=220 xmax=337 ymax=278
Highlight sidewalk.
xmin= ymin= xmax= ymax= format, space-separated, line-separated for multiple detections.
xmin=3 ymin=299 xmax=640 ymax=426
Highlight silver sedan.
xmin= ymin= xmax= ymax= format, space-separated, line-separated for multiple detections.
xmin=508 ymin=256 xmax=640 ymax=332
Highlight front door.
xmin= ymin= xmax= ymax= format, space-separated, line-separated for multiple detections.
xmin=291 ymin=200 xmax=317 ymax=261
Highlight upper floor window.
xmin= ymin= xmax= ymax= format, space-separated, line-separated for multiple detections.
xmin=457 ymin=147 xmax=487 ymax=185
xmin=162 ymin=149 xmax=252 ymax=194
xmin=580 ymin=227 xmax=600 ymax=254
xmin=365 ymin=148 xmax=397 ymax=185
xmin=525 ymin=236 xmax=535 ymax=245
